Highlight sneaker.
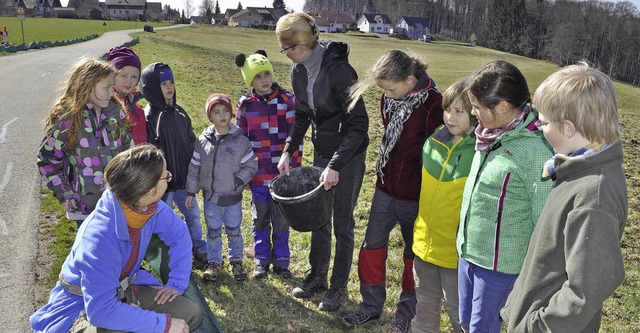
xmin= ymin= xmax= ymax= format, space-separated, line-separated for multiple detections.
xmin=192 ymin=251 xmax=208 ymax=270
xmin=253 ymin=264 xmax=269 ymax=279
xmin=292 ymin=270 xmax=327 ymax=299
xmin=202 ymin=262 xmax=222 ymax=281
xmin=342 ymin=310 xmax=381 ymax=327
xmin=391 ymin=316 xmax=411 ymax=333
xmin=231 ymin=261 xmax=248 ymax=282
xmin=318 ymin=287 xmax=348 ymax=312
xmin=273 ymin=266 xmax=292 ymax=279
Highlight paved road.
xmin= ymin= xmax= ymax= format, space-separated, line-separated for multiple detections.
xmin=0 ymin=26 xmax=182 ymax=332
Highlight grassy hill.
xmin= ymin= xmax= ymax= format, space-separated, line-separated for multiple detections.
xmin=38 ymin=25 xmax=640 ymax=332
xmin=0 ymin=17 xmax=168 ymax=45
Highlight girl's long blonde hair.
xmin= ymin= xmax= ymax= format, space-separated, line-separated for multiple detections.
xmin=347 ymin=50 xmax=428 ymax=111
xmin=43 ymin=57 xmax=126 ymax=150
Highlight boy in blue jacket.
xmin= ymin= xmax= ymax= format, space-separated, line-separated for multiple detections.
xmin=141 ymin=62 xmax=208 ymax=269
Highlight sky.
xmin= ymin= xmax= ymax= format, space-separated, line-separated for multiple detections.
xmin=158 ymin=0 xmax=305 ymax=14
xmin=58 ymin=0 xmax=640 ymax=18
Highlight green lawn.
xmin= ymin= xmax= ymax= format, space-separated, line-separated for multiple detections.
xmin=37 ymin=25 xmax=640 ymax=332
xmin=0 ymin=16 xmax=169 ymax=45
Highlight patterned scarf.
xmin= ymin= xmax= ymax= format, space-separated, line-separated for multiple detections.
xmin=376 ymin=88 xmax=432 ymax=180
xmin=475 ymin=106 xmax=531 ymax=152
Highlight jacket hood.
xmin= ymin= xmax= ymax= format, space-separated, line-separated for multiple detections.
xmin=203 ymin=123 xmax=242 ymax=141
xmin=320 ymin=40 xmax=349 ymax=62
xmin=140 ymin=62 xmax=175 ymax=111
xmin=411 ymin=72 xmax=436 ymax=94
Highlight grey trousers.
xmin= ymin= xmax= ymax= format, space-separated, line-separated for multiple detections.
xmin=358 ymin=188 xmax=418 ymax=321
xmin=412 ymin=257 xmax=462 ymax=333
xmin=69 ymin=285 xmax=203 ymax=332
xmin=309 ymin=151 xmax=366 ymax=288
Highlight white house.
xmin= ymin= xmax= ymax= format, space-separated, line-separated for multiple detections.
xmin=105 ymin=0 xmax=145 ymax=19
xmin=394 ymin=16 xmax=430 ymax=40
xmin=356 ymin=13 xmax=392 ymax=34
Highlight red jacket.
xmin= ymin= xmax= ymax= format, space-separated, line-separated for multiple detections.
xmin=376 ymin=72 xmax=443 ymax=202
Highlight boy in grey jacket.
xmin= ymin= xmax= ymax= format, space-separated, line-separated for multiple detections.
xmin=500 ymin=62 xmax=627 ymax=332
xmin=185 ymin=93 xmax=258 ymax=282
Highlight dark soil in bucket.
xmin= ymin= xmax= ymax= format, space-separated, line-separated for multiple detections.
xmin=270 ymin=166 xmax=330 ymax=232
xmin=272 ymin=166 xmax=322 ymax=198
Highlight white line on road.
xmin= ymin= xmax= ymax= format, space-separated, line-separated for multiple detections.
xmin=0 ymin=162 xmax=12 ymax=196
xmin=0 ymin=117 xmax=18 ymax=143
xmin=0 ymin=162 xmax=13 ymax=235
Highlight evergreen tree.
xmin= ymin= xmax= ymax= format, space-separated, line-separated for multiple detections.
xmin=215 ymin=0 xmax=220 ymax=14
xmin=181 ymin=9 xmax=186 ymax=24
xmin=237 ymin=2 xmax=243 ymax=10
xmin=273 ymin=0 xmax=285 ymax=9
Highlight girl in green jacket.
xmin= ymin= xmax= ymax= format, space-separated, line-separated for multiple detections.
xmin=456 ymin=61 xmax=554 ymax=333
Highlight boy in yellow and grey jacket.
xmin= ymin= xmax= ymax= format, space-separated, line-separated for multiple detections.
xmin=411 ymin=80 xmax=476 ymax=333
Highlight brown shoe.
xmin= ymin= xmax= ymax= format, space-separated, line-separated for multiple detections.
xmin=202 ymin=262 xmax=222 ymax=281
xmin=231 ymin=261 xmax=247 ymax=282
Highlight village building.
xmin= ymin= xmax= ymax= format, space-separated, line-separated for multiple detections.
xmin=393 ymin=16 xmax=430 ymax=40
xmin=313 ymin=10 xmax=353 ymax=33
xmin=356 ymin=12 xmax=392 ymax=34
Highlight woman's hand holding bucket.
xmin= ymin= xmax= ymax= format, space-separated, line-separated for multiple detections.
xmin=278 ymin=152 xmax=291 ymax=175
xmin=320 ymin=167 xmax=338 ymax=190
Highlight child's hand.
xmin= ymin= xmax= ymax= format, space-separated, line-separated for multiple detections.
xmin=278 ymin=152 xmax=291 ymax=175
xmin=185 ymin=195 xmax=194 ymax=209
xmin=64 ymin=198 xmax=78 ymax=212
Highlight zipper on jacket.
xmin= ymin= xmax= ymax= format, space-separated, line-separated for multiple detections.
xmin=154 ymin=112 xmax=164 ymax=141
xmin=462 ymin=141 xmax=502 ymax=254
xmin=450 ymin=154 xmax=462 ymax=177
xmin=493 ymin=171 xmax=511 ymax=271
xmin=206 ymin=135 xmax=225 ymax=202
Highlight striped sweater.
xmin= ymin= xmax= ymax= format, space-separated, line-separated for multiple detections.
xmin=236 ymin=84 xmax=302 ymax=187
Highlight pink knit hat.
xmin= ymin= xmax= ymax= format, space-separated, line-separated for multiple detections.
xmin=105 ymin=46 xmax=141 ymax=72
xmin=206 ymin=93 xmax=233 ymax=120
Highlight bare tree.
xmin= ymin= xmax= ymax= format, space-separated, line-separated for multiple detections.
xmin=200 ymin=0 xmax=213 ymax=23
xmin=184 ymin=0 xmax=194 ymax=18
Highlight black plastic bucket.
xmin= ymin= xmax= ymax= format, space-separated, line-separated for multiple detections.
xmin=269 ymin=166 xmax=331 ymax=232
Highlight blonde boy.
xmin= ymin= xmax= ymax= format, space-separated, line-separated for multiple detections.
xmin=501 ymin=62 xmax=627 ymax=332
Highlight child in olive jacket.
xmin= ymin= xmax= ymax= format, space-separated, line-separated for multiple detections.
xmin=501 ymin=62 xmax=627 ymax=333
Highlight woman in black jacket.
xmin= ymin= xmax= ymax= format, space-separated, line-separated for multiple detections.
xmin=275 ymin=12 xmax=369 ymax=313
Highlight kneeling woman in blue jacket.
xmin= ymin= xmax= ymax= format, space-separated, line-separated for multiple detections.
xmin=30 ymin=144 xmax=203 ymax=333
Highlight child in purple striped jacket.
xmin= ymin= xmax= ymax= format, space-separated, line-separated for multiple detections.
xmin=235 ymin=50 xmax=303 ymax=280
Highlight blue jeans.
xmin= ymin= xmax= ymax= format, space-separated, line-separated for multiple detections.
xmin=203 ymin=200 xmax=244 ymax=264
xmin=458 ymin=258 xmax=517 ymax=333
xmin=163 ymin=189 xmax=207 ymax=255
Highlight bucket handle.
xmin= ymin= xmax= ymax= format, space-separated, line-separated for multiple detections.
xmin=269 ymin=181 xmax=325 ymax=202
